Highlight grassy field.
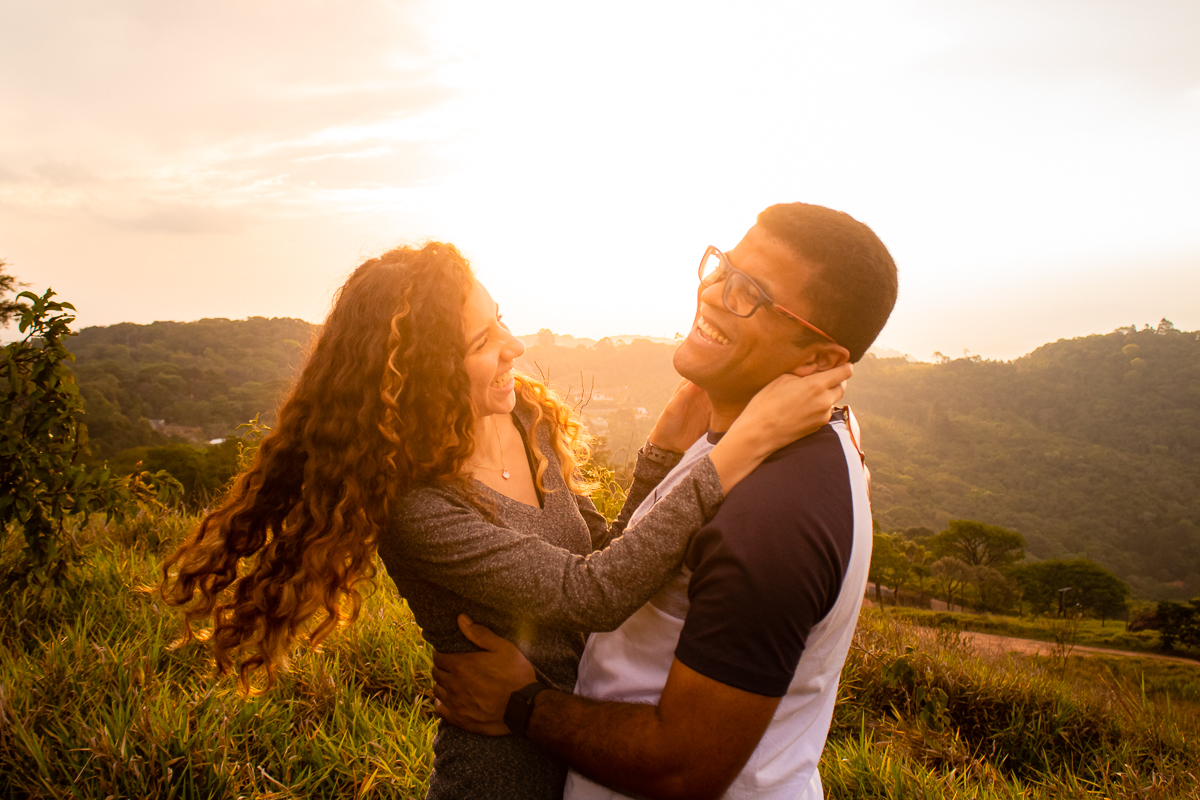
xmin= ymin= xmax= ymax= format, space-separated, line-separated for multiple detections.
xmin=2 ymin=514 xmax=1198 ymax=798
xmin=882 ymin=606 xmax=1200 ymax=661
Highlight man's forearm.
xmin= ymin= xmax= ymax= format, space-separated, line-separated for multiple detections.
xmin=526 ymin=691 xmax=718 ymax=800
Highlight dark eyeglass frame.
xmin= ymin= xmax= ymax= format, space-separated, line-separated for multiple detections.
xmin=698 ymin=245 xmax=839 ymax=345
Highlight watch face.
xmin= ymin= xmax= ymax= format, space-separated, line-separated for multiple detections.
xmin=505 ymin=682 xmax=546 ymax=736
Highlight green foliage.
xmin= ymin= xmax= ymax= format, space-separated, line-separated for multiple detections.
xmin=3 ymin=512 xmax=1197 ymax=798
xmin=887 ymin=607 xmax=1188 ymax=657
xmin=1147 ymin=599 xmax=1200 ymax=650
xmin=930 ymin=519 xmax=1025 ymax=569
xmin=930 ymin=556 xmax=973 ymax=610
xmin=113 ymin=439 xmax=241 ymax=509
xmin=579 ymin=457 xmax=629 ymax=522
xmin=1013 ymin=559 xmax=1130 ymax=622
xmin=67 ymin=319 xmax=1200 ymax=599
xmin=70 ymin=316 xmax=313 ymax=461
xmin=828 ymin=610 xmax=1199 ymax=797
xmin=0 ymin=256 xmax=28 ymax=325
xmin=846 ymin=327 xmax=1200 ymax=601
xmin=870 ymin=531 xmax=930 ymax=606
xmin=0 ymin=515 xmax=437 ymax=798
xmin=0 ymin=289 xmax=181 ymax=590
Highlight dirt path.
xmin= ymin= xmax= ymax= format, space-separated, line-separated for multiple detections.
xmin=958 ymin=630 xmax=1200 ymax=666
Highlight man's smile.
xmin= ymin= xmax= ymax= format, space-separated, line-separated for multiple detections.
xmin=694 ymin=315 xmax=731 ymax=346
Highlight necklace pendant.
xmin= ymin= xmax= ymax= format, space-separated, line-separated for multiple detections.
xmin=501 ymin=469 xmax=510 ymax=480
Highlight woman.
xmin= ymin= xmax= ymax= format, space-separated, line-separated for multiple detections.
xmin=161 ymin=242 xmax=847 ymax=798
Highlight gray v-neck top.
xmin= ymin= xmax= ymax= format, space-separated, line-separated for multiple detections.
xmin=379 ymin=401 xmax=724 ymax=800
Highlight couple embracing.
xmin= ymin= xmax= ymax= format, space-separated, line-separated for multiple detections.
xmin=162 ymin=201 xmax=898 ymax=799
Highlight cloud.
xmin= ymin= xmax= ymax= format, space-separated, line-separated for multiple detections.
xmin=100 ymin=203 xmax=247 ymax=235
xmin=33 ymin=161 xmax=100 ymax=186
xmin=0 ymin=0 xmax=456 ymax=219
xmin=912 ymin=0 xmax=1200 ymax=98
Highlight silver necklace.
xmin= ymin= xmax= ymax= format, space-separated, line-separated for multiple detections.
xmin=493 ymin=417 xmax=510 ymax=480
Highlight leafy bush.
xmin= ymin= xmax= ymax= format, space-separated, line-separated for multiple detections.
xmin=828 ymin=609 xmax=1197 ymax=796
xmin=0 ymin=289 xmax=180 ymax=591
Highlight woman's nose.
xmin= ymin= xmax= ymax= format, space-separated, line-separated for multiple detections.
xmin=504 ymin=330 xmax=527 ymax=359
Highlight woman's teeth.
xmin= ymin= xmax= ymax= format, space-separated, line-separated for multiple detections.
xmin=697 ymin=316 xmax=730 ymax=345
xmin=491 ymin=370 xmax=513 ymax=388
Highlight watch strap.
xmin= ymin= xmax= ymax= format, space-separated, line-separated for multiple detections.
xmin=504 ymin=681 xmax=549 ymax=737
xmin=639 ymin=441 xmax=684 ymax=469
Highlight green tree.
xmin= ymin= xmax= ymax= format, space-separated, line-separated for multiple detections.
xmin=113 ymin=439 xmax=242 ymax=508
xmin=0 ymin=257 xmax=28 ymax=325
xmin=1148 ymin=599 xmax=1200 ymax=650
xmin=930 ymin=519 xmax=1026 ymax=569
xmin=1012 ymin=559 xmax=1131 ymax=624
xmin=0 ymin=289 xmax=178 ymax=589
xmin=930 ymin=556 xmax=972 ymax=611
xmin=930 ymin=520 xmax=1023 ymax=611
xmin=869 ymin=532 xmax=898 ymax=606
xmin=869 ymin=531 xmax=926 ymax=606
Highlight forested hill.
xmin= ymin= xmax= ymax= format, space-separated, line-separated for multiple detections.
xmin=67 ymin=318 xmax=1200 ymax=600
xmin=844 ymin=323 xmax=1200 ymax=601
xmin=72 ymin=317 xmax=316 ymax=458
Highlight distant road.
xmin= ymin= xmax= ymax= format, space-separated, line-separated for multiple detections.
xmin=960 ymin=630 xmax=1200 ymax=666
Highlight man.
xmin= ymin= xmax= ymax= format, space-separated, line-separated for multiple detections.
xmin=433 ymin=202 xmax=898 ymax=799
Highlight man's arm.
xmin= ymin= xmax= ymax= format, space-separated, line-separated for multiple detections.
xmin=432 ymin=616 xmax=779 ymax=800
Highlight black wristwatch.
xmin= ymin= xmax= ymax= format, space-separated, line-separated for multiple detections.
xmin=639 ymin=441 xmax=684 ymax=469
xmin=504 ymin=681 xmax=549 ymax=737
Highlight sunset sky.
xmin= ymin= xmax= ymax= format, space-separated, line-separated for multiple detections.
xmin=1 ymin=0 xmax=1197 ymax=361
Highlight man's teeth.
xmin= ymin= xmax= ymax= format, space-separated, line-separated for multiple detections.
xmin=491 ymin=370 xmax=512 ymax=388
xmin=697 ymin=316 xmax=730 ymax=345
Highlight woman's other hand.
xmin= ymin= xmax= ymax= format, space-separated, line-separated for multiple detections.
xmin=735 ymin=362 xmax=851 ymax=451
xmin=709 ymin=363 xmax=852 ymax=494
xmin=646 ymin=379 xmax=713 ymax=454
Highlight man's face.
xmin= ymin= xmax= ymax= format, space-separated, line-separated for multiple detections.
xmin=673 ymin=224 xmax=819 ymax=408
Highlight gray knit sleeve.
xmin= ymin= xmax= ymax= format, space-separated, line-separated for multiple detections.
xmin=576 ymin=451 xmax=674 ymax=552
xmin=388 ymin=456 xmax=723 ymax=632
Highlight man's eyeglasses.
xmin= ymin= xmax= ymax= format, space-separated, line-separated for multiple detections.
xmin=698 ymin=246 xmax=838 ymax=345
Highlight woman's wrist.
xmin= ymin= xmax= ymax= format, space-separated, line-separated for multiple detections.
xmin=707 ymin=428 xmax=770 ymax=495
xmin=639 ymin=441 xmax=684 ymax=469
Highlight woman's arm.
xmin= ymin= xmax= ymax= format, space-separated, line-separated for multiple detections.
xmin=386 ymin=456 xmax=723 ymax=633
xmin=385 ymin=366 xmax=850 ymax=634
xmin=579 ymin=378 xmax=714 ymax=552
xmin=577 ymin=449 xmax=674 ymax=552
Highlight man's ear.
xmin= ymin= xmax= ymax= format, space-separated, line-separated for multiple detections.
xmin=791 ymin=343 xmax=851 ymax=376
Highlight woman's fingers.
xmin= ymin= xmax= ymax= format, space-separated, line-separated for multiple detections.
xmin=649 ymin=378 xmax=712 ymax=452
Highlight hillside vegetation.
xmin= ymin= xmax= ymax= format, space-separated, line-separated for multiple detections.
xmin=847 ymin=323 xmax=1200 ymax=601
xmin=1 ymin=511 xmax=1196 ymax=798
xmin=72 ymin=317 xmax=314 ymax=460
xmin=67 ymin=319 xmax=1200 ymax=599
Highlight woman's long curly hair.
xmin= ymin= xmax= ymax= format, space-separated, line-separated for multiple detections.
xmin=160 ymin=242 xmax=591 ymax=691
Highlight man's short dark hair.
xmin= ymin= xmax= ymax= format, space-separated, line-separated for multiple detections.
xmin=756 ymin=203 xmax=898 ymax=363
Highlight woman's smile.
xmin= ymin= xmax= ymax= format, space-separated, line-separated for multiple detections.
xmin=491 ymin=369 xmax=514 ymax=390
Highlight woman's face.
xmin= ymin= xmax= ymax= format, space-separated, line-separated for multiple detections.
xmin=462 ymin=280 xmax=526 ymax=420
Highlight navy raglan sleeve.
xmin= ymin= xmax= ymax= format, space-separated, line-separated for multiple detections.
xmin=673 ymin=428 xmax=856 ymax=697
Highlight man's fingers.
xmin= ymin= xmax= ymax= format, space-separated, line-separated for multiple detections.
xmin=432 ymin=663 xmax=454 ymax=687
xmin=456 ymin=613 xmax=506 ymax=651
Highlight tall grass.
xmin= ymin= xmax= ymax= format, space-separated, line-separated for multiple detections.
xmin=1 ymin=514 xmax=1197 ymax=798
xmin=0 ymin=513 xmax=437 ymax=798
xmin=827 ymin=609 xmax=1199 ymax=798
